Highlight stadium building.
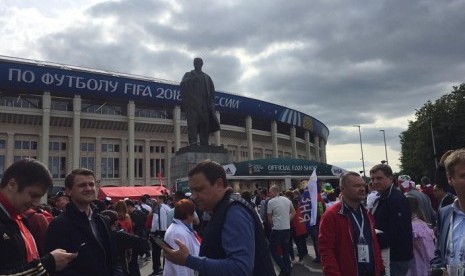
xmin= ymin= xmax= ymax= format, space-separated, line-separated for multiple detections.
xmin=0 ymin=56 xmax=331 ymax=189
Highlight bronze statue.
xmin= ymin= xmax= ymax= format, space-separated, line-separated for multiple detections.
xmin=180 ymin=57 xmax=219 ymax=146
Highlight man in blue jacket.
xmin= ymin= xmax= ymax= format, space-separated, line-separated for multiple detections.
xmin=370 ymin=164 xmax=413 ymax=276
xmin=431 ymin=149 xmax=465 ymax=275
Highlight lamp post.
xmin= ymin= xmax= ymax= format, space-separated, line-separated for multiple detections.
xmin=353 ymin=125 xmax=366 ymax=177
xmin=379 ymin=129 xmax=388 ymax=165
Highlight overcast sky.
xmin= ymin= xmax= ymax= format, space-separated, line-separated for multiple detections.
xmin=1 ymin=0 xmax=464 ymax=175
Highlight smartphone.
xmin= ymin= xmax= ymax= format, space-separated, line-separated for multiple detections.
xmin=73 ymin=242 xmax=86 ymax=253
xmin=153 ymin=236 xmax=173 ymax=250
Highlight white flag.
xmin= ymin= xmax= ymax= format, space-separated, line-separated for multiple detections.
xmin=307 ymin=169 xmax=318 ymax=226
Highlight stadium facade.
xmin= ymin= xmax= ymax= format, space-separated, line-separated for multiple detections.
xmin=0 ymin=56 xmax=329 ymax=188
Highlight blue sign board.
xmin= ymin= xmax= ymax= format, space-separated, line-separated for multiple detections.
xmin=0 ymin=57 xmax=329 ymax=140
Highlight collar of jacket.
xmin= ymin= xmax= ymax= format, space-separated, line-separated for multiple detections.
xmin=337 ymin=200 xmax=367 ymax=215
xmin=65 ymin=201 xmax=97 ymax=219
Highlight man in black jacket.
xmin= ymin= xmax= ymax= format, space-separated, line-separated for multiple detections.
xmin=45 ymin=168 xmax=117 ymax=275
xmin=370 ymin=164 xmax=413 ymax=276
xmin=0 ymin=158 xmax=76 ymax=275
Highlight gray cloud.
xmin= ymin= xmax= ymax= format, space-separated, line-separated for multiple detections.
xmin=2 ymin=0 xmax=465 ymax=172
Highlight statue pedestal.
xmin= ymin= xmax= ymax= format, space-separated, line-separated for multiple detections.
xmin=170 ymin=145 xmax=232 ymax=190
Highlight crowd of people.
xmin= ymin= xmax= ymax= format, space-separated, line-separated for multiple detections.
xmin=1 ymin=148 xmax=465 ymax=276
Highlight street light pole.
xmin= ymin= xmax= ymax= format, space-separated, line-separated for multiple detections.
xmin=380 ymin=129 xmax=388 ymax=165
xmin=430 ymin=121 xmax=438 ymax=169
xmin=353 ymin=125 xmax=366 ymax=177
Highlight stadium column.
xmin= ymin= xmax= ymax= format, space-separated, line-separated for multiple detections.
xmin=314 ymin=135 xmax=320 ymax=162
xmin=305 ymin=131 xmax=311 ymax=160
xmin=72 ymin=95 xmax=81 ymax=169
xmin=320 ymin=138 xmax=327 ymax=163
xmin=246 ymin=116 xmax=253 ymax=160
xmin=271 ymin=121 xmax=278 ymax=158
xmin=120 ymin=138 xmax=127 ymax=184
xmin=291 ymin=126 xmax=297 ymax=158
xmin=40 ymin=92 xmax=51 ymax=167
xmin=144 ymin=139 xmax=150 ymax=184
xmin=6 ymin=133 xmax=14 ymax=167
xmin=215 ymin=111 xmax=221 ymax=146
xmin=128 ymin=101 xmax=135 ymax=186
xmin=95 ymin=137 xmax=102 ymax=182
xmin=173 ymin=106 xmax=181 ymax=151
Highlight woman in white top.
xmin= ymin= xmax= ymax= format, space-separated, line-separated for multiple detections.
xmin=163 ymin=199 xmax=201 ymax=276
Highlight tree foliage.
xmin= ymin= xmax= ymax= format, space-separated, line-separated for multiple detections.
xmin=399 ymin=83 xmax=465 ymax=182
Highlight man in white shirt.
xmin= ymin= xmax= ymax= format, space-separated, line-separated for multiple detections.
xmin=149 ymin=195 xmax=172 ymax=276
xmin=267 ymin=185 xmax=295 ymax=276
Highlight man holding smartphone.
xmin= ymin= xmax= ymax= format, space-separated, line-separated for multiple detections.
xmin=0 ymin=159 xmax=77 ymax=275
xmin=160 ymin=160 xmax=275 ymax=276
xmin=45 ymin=168 xmax=118 ymax=275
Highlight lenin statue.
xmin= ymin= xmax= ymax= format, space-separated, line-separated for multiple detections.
xmin=180 ymin=58 xmax=219 ymax=146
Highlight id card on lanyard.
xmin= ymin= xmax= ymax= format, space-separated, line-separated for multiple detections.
xmin=447 ymin=212 xmax=465 ymax=275
xmin=351 ymin=208 xmax=370 ymax=263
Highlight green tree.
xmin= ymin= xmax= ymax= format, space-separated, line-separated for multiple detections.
xmin=399 ymin=83 xmax=465 ymax=182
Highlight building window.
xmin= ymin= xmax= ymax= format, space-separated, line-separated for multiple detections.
xmin=80 ymin=157 xmax=95 ymax=171
xmin=102 ymin=143 xmax=120 ymax=152
xmin=150 ymin=158 xmax=165 ymax=178
xmin=101 ymin=158 xmax=120 ymax=178
xmin=150 ymin=145 xmax=165 ymax=153
xmin=134 ymin=145 xmax=143 ymax=153
xmin=135 ymin=158 xmax=144 ymax=178
xmin=49 ymin=142 xmax=66 ymax=151
xmin=81 ymin=143 xmax=95 ymax=152
xmin=240 ymin=151 xmax=248 ymax=158
xmin=0 ymin=140 xmax=5 ymax=149
xmin=254 ymin=152 xmax=262 ymax=159
xmin=48 ymin=156 xmax=66 ymax=178
xmin=14 ymin=140 xmax=38 ymax=150
xmin=51 ymin=99 xmax=72 ymax=111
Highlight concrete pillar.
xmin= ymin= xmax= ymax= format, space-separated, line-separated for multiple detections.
xmin=95 ymin=137 xmax=102 ymax=181
xmin=215 ymin=111 xmax=221 ymax=146
xmin=40 ymin=92 xmax=51 ymax=166
xmin=246 ymin=116 xmax=253 ymax=160
xmin=166 ymin=140 xmax=172 ymax=188
xmin=72 ymin=95 xmax=81 ymax=169
xmin=271 ymin=121 xmax=278 ymax=158
xmin=128 ymin=101 xmax=135 ymax=186
xmin=290 ymin=126 xmax=297 ymax=158
xmin=6 ymin=133 xmax=14 ymax=167
xmin=320 ymin=138 xmax=327 ymax=163
xmin=173 ymin=106 xmax=181 ymax=151
xmin=145 ymin=139 xmax=150 ymax=185
xmin=120 ymin=138 xmax=127 ymax=185
xmin=314 ymin=135 xmax=320 ymax=162
xmin=305 ymin=131 xmax=311 ymax=160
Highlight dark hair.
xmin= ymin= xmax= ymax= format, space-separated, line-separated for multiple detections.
xmin=1 ymin=158 xmax=53 ymax=192
xmin=406 ymin=195 xmax=426 ymax=222
xmin=101 ymin=210 xmax=118 ymax=226
xmin=125 ymin=200 xmax=135 ymax=208
xmin=174 ymin=199 xmax=195 ymax=220
xmin=173 ymin=191 xmax=186 ymax=201
xmin=64 ymin=168 xmax=95 ymax=189
xmin=188 ymin=159 xmax=228 ymax=187
xmin=369 ymin=164 xmax=393 ymax=178
xmin=241 ymin=191 xmax=253 ymax=202
xmin=421 ymin=176 xmax=430 ymax=185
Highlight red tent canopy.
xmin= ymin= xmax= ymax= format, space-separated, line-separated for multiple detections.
xmin=97 ymin=186 xmax=170 ymax=202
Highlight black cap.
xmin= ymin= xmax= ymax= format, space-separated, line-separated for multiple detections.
xmin=54 ymin=190 xmax=67 ymax=198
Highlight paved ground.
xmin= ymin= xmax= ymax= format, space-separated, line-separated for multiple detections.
xmin=139 ymin=237 xmax=323 ymax=275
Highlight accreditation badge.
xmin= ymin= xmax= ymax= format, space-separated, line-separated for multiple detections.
xmin=357 ymin=243 xmax=370 ymax=263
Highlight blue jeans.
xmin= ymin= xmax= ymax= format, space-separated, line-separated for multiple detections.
xmin=269 ymin=229 xmax=291 ymax=273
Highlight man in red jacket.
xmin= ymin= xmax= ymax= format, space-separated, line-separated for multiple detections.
xmin=319 ymin=172 xmax=383 ymax=276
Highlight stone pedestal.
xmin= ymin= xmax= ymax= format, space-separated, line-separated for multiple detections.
xmin=170 ymin=145 xmax=232 ymax=190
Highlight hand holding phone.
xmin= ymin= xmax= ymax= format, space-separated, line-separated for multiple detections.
xmin=153 ymin=236 xmax=173 ymax=250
